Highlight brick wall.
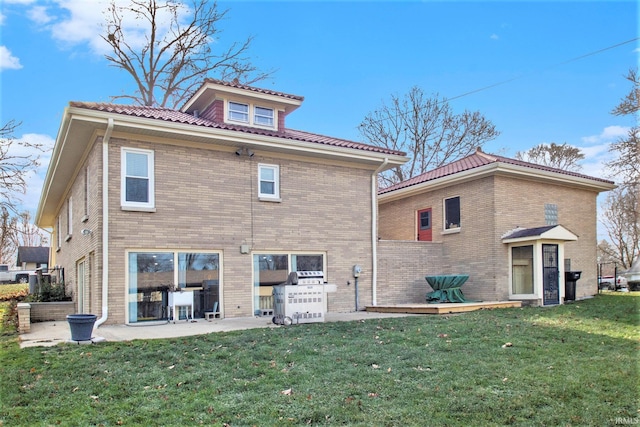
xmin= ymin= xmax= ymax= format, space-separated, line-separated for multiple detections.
xmin=379 ymin=174 xmax=603 ymax=302
xmin=55 ymin=134 xmax=378 ymax=324
xmin=376 ymin=241 xmax=445 ymax=304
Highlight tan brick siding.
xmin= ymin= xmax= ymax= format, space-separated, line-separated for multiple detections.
xmin=376 ymin=241 xmax=445 ymax=304
xmin=56 ymin=134 xmax=377 ymax=324
xmin=379 ymin=174 xmax=602 ymax=303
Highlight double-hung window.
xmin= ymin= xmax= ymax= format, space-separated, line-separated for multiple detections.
xmin=229 ymin=102 xmax=249 ymax=123
xmin=254 ymin=106 xmax=274 ymax=127
xmin=258 ymin=164 xmax=280 ymax=200
xmin=122 ymin=148 xmax=155 ymax=210
xmin=444 ymin=196 xmax=461 ymax=230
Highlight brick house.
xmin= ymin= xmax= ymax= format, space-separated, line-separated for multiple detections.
xmin=376 ymin=148 xmax=615 ymax=306
xmin=35 ymin=79 xmax=407 ymax=325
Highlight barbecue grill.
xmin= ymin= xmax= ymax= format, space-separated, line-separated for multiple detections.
xmin=272 ymin=271 xmax=327 ymax=326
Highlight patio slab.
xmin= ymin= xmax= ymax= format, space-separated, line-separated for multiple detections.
xmin=19 ymin=311 xmax=414 ymax=348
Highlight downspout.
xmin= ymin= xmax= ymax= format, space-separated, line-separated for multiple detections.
xmin=371 ymin=157 xmax=389 ymax=306
xmin=95 ymin=118 xmax=114 ymax=328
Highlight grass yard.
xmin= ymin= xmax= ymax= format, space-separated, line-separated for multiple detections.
xmin=0 ymin=293 xmax=638 ymax=426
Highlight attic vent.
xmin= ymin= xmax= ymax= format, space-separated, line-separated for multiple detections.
xmin=193 ymin=110 xmax=199 ymax=118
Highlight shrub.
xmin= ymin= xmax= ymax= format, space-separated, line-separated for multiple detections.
xmin=26 ymin=280 xmax=72 ymax=302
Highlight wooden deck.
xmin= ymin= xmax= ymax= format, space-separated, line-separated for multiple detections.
xmin=366 ymin=301 xmax=522 ymax=315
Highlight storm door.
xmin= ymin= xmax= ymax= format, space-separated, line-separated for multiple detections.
xmin=417 ymin=208 xmax=432 ymax=241
xmin=542 ymin=244 xmax=559 ymax=305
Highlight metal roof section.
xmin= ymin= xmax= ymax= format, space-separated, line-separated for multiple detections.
xmin=379 ymin=147 xmax=616 ymax=202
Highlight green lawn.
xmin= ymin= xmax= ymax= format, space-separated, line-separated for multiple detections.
xmin=1 ymin=293 xmax=638 ymax=426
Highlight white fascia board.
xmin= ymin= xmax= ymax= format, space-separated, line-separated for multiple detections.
xmin=494 ymin=163 xmax=616 ymax=192
xmin=35 ymin=108 xmax=73 ymax=227
xmin=379 ymin=161 xmax=615 ymax=204
xmin=86 ymin=109 xmax=406 ymax=167
xmin=502 ymin=225 xmax=579 ymax=244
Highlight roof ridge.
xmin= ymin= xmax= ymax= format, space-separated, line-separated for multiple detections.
xmin=474 ymin=147 xmax=498 ymax=162
xmin=202 ymin=78 xmax=305 ymax=101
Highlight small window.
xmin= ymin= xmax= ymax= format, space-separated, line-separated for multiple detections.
xmin=122 ymin=148 xmax=155 ymax=210
xmin=229 ymin=102 xmax=249 ymax=123
xmin=444 ymin=196 xmax=460 ymax=230
xmin=419 ymin=210 xmax=431 ymax=230
xmin=258 ymin=164 xmax=280 ymax=200
xmin=254 ymin=106 xmax=274 ymax=127
xmin=545 ymin=203 xmax=558 ymax=225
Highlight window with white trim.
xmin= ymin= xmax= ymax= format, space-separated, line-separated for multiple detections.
xmin=254 ymin=106 xmax=274 ymax=127
xmin=511 ymin=245 xmax=534 ymax=294
xmin=121 ymin=148 xmax=155 ymax=210
xmin=229 ymin=102 xmax=249 ymax=123
xmin=258 ymin=164 xmax=280 ymax=200
xmin=57 ymin=216 xmax=62 ymax=249
xmin=444 ymin=196 xmax=460 ymax=230
xmin=66 ymin=197 xmax=73 ymax=239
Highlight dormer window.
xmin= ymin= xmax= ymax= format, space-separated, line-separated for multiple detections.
xmin=227 ymin=101 xmax=275 ymax=129
xmin=229 ymin=102 xmax=249 ymax=123
xmin=254 ymin=106 xmax=274 ymax=127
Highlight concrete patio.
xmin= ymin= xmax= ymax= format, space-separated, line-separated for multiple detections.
xmin=19 ymin=311 xmax=415 ymax=348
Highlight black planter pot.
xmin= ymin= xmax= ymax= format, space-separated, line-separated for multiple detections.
xmin=66 ymin=314 xmax=97 ymax=341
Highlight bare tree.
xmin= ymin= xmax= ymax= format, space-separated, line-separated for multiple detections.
xmin=0 ymin=208 xmax=18 ymax=265
xmin=607 ymin=68 xmax=639 ymax=188
xmin=358 ymin=87 xmax=499 ymax=187
xmin=0 ymin=121 xmax=46 ymax=265
xmin=14 ymin=211 xmax=49 ymax=248
xmin=600 ymin=68 xmax=640 ymax=268
xmin=600 ymin=187 xmax=639 ymax=270
xmin=102 ymin=0 xmax=273 ymax=108
xmin=0 ymin=120 xmax=42 ymax=214
xmin=515 ymin=142 xmax=585 ymax=171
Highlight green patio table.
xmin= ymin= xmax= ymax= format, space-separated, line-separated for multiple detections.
xmin=425 ymin=274 xmax=470 ymax=303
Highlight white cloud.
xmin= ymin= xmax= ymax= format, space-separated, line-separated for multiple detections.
xmin=20 ymin=0 xmax=193 ymax=56
xmin=581 ymin=125 xmax=629 ymax=144
xmin=0 ymin=45 xmax=23 ymax=70
xmin=576 ymin=125 xmax=630 ymax=182
xmin=27 ymin=5 xmax=54 ymax=25
xmin=490 ymin=34 xmax=499 ymax=40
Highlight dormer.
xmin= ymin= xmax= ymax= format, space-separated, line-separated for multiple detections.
xmin=181 ymin=79 xmax=304 ymax=132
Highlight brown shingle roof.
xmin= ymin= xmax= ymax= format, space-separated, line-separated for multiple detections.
xmin=379 ymin=148 xmax=614 ymax=194
xmin=69 ymin=102 xmax=404 ymax=156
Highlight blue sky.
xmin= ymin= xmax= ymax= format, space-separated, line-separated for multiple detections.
xmin=0 ymin=0 xmax=638 ymax=223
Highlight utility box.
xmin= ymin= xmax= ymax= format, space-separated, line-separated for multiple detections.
xmin=564 ymin=271 xmax=581 ymax=302
xmin=272 ymin=284 xmax=325 ymax=325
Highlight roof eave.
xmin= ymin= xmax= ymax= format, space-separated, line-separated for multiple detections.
xmin=379 ymin=161 xmax=616 ymax=203
xmin=37 ymin=107 xmax=408 ymax=226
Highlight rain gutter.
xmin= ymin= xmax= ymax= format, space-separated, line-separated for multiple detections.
xmin=371 ymin=157 xmax=389 ymax=306
xmin=95 ymin=118 xmax=113 ymax=328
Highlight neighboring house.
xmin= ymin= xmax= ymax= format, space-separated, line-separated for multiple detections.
xmin=16 ymin=246 xmax=49 ymax=271
xmin=623 ymin=257 xmax=640 ymax=290
xmin=36 ymin=79 xmax=407 ymax=325
xmin=376 ymin=148 xmax=615 ymax=306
